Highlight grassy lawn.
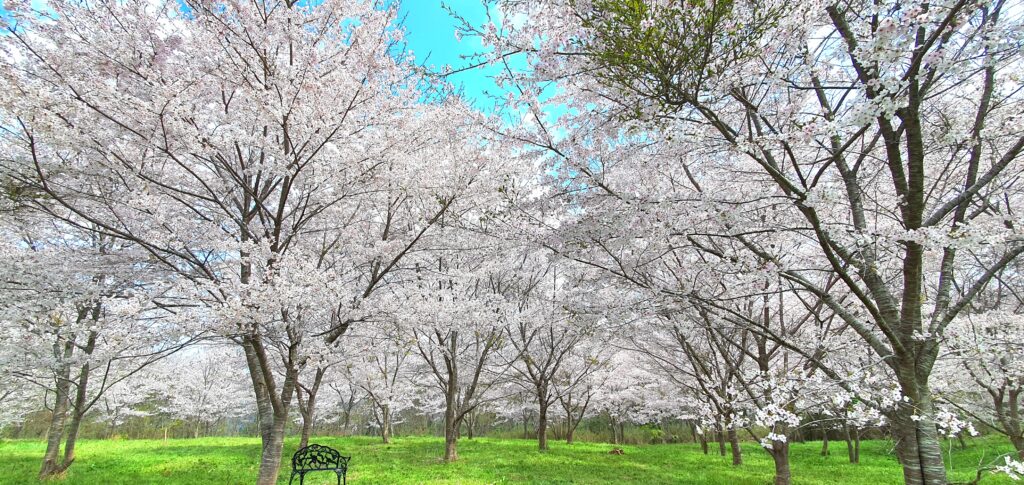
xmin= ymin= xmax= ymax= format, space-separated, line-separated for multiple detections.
xmin=0 ymin=435 xmax=1016 ymax=484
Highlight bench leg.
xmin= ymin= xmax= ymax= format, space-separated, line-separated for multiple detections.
xmin=288 ymin=472 xmax=295 ymax=485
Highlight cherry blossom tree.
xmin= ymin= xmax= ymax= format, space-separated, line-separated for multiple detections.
xmin=1 ymin=0 xmax=506 ymax=481
xmin=149 ymin=345 xmax=254 ymax=439
xmin=478 ymin=0 xmax=1024 ymax=483
xmin=401 ymin=253 xmax=519 ymax=461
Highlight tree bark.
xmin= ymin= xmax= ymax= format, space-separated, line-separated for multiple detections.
xmin=296 ymin=368 xmax=325 ymax=449
xmin=242 ymin=334 xmax=299 ymax=485
xmin=821 ymin=432 xmax=829 ymax=456
xmin=443 ymin=362 xmax=459 ymax=462
xmin=771 ymin=442 xmax=792 ymax=485
xmin=728 ymin=428 xmax=742 ymax=466
xmin=890 ymin=390 xmax=947 ymax=485
xmin=39 ymin=339 xmax=75 ymax=479
xmin=62 ymin=354 xmax=93 ymax=468
xmin=537 ymin=398 xmax=550 ymax=451
xmin=844 ymin=425 xmax=860 ymax=464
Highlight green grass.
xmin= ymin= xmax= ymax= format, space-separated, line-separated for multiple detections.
xmin=0 ymin=435 xmax=1016 ymax=484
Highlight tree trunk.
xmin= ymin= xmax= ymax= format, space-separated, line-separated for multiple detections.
xmin=444 ymin=430 xmax=458 ymax=462
xmin=771 ymin=442 xmax=792 ymax=485
xmin=256 ymin=416 xmax=288 ymax=485
xmin=241 ymin=335 xmax=299 ymax=485
xmin=1011 ymin=434 xmax=1024 ymax=460
xmin=443 ymin=367 xmax=459 ymax=462
xmin=39 ymin=340 xmax=75 ymax=479
xmin=890 ymin=392 xmax=947 ymax=485
xmin=821 ymin=432 xmax=829 ymax=456
xmin=718 ymin=429 xmax=727 ymax=456
xmin=538 ymin=400 xmax=549 ymax=451
xmin=466 ymin=412 xmax=476 ymax=440
xmin=728 ymin=428 xmax=742 ymax=466
xmin=845 ymin=425 xmax=859 ymax=464
xmin=700 ymin=433 xmax=709 ymax=455
xmin=854 ymin=432 xmax=861 ymax=463
xmin=62 ymin=356 xmax=92 ymax=468
xmin=39 ymin=386 xmax=71 ymax=478
xmin=381 ymin=405 xmax=392 ymax=444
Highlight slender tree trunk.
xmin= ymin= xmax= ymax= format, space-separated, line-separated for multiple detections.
xmin=443 ymin=368 xmax=459 ymax=461
xmin=728 ymin=428 xmax=742 ymax=466
xmin=62 ymin=355 xmax=92 ymax=468
xmin=854 ymin=432 xmax=861 ymax=463
xmin=718 ymin=429 xmax=727 ymax=456
xmin=523 ymin=411 xmax=530 ymax=439
xmin=466 ymin=412 xmax=476 ymax=440
xmin=700 ymin=433 xmax=709 ymax=455
xmin=297 ymin=368 xmax=325 ymax=449
xmin=994 ymin=389 xmax=1023 ymax=459
xmin=845 ymin=425 xmax=859 ymax=464
xmin=537 ymin=399 xmax=549 ymax=451
xmin=821 ymin=432 xmax=830 ymax=456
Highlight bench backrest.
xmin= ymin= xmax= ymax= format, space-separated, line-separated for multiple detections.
xmin=292 ymin=444 xmax=349 ymax=471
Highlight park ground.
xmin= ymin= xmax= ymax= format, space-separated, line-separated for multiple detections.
xmin=0 ymin=435 xmax=1018 ymax=484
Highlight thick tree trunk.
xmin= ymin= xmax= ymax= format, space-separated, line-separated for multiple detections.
xmin=39 ymin=386 xmax=71 ymax=477
xmin=821 ymin=432 xmax=829 ymax=456
xmin=39 ymin=340 xmax=75 ymax=479
xmin=728 ymin=428 xmax=742 ymax=466
xmin=700 ymin=433 xmax=709 ymax=455
xmin=380 ymin=404 xmax=393 ymax=444
xmin=444 ymin=431 xmax=458 ymax=462
xmin=718 ymin=429 xmax=727 ymax=456
xmin=771 ymin=442 xmax=792 ymax=485
xmin=256 ymin=417 xmax=288 ymax=485
xmin=890 ymin=392 xmax=947 ymax=485
xmin=241 ymin=335 xmax=299 ymax=485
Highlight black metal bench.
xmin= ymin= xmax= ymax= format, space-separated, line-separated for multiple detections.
xmin=288 ymin=444 xmax=351 ymax=485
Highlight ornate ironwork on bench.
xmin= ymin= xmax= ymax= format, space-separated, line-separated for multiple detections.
xmin=288 ymin=444 xmax=351 ymax=485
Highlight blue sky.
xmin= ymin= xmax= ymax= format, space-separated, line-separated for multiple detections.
xmin=398 ymin=0 xmax=513 ymax=112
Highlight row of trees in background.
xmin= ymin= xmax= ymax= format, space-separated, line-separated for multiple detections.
xmin=1 ymin=0 xmax=1023 ymax=484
